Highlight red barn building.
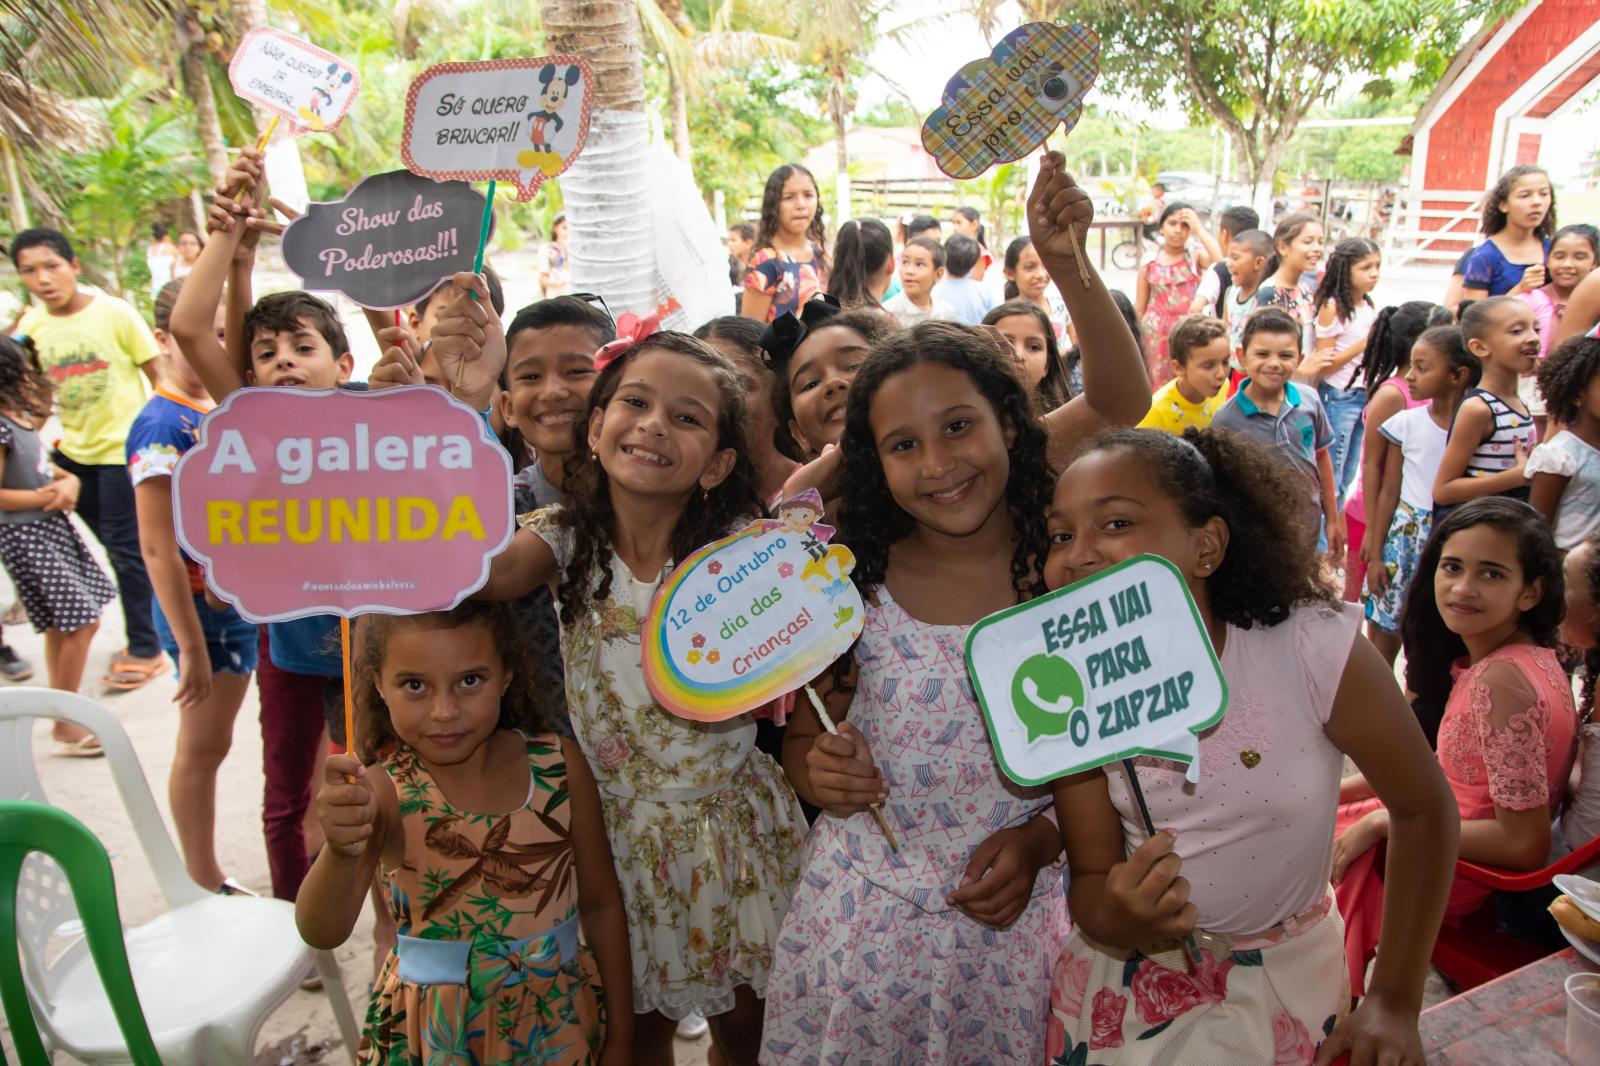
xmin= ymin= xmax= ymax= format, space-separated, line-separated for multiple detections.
xmin=1386 ymin=0 xmax=1600 ymax=267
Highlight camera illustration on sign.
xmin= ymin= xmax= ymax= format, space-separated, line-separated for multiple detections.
xmin=643 ymin=490 xmax=864 ymax=723
xmin=228 ymin=27 xmax=360 ymax=135
xmin=280 ymin=170 xmax=495 ymax=310
xmin=402 ymin=56 xmax=594 ymax=202
xmin=171 ymin=387 xmax=514 ymax=623
xmin=921 ymin=22 xmax=1100 ymax=180
xmin=966 ymin=554 xmax=1227 ymax=786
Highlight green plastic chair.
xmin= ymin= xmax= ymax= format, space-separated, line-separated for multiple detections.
xmin=0 ymin=800 xmax=160 ymax=1066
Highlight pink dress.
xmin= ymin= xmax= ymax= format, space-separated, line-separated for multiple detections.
xmin=1048 ymin=602 xmax=1360 ymax=1064
xmin=760 ymin=591 xmax=1069 ymax=1064
xmin=1140 ymin=254 xmax=1202 ymax=389
xmin=1335 ymin=644 xmax=1577 ymax=994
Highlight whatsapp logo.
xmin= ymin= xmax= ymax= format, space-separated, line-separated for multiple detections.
xmin=1011 ymin=652 xmax=1089 ymax=744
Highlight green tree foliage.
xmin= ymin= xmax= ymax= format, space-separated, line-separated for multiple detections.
xmin=676 ymin=61 xmax=829 ymax=213
xmin=1052 ymin=0 xmax=1520 ymax=194
xmin=61 ymin=85 xmax=208 ymax=305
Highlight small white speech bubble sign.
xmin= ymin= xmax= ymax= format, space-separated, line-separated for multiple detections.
xmin=966 ymin=555 xmax=1227 ymax=786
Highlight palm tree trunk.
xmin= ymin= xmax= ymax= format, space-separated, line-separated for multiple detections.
xmin=178 ymin=20 xmax=228 ymax=186
xmin=669 ymin=68 xmax=692 ymax=165
xmin=542 ymin=0 xmax=656 ymax=314
xmin=1 ymin=136 xmax=28 ymax=230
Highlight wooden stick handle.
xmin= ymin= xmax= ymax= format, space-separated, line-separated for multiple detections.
xmin=454 ymin=179 xmax=498 ymax=393
xmin=228 ymin=114 xmax=279 ymax=202
xmin=804 ymin=685 xmax=899 ymax=852
xmin=340 ymin=617 xmax=355 ymax=757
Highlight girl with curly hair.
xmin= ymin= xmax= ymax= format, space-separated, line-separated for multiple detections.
xmin=1043 ymin=426 xmax=1456 ymax=1063
xmin=762 ymin=319 xmax=1070 ymax=1063
xmin=1459 ymin=164 xmax=1557 ymax=302
xmin=765 ymin=157 xmax=1152 ymax=1065
xmin=1527 ymin=335 xmax=1600 ymax=548
xmin=740 ymin=163 xmax=829 ymax=324
xmin=298 ymin=601 xmax=632 ymax=1065
xmin=477 ymin=330 xmax=806 ymax=1064
xmin=1338 ymin=499 xmax=1573 ymax=996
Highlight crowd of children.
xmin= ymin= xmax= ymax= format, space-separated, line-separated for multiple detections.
xmin=5 ymin=144 xmax=1600 ymax=1066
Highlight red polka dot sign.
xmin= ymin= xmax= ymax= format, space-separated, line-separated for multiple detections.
xmin=402 ymin=56 xmax=594 ymax=202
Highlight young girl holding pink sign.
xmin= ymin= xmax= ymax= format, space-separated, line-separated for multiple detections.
xmin=479 ymin=330 xmax=806 ymax=1065
xmin=762 ymin=157 xmax=1149 ymax=1064
xmin=297 ymin=600 xmax=631 ymax=1065
xmin=1040 ymin=427 xmax=1456 ymax=1064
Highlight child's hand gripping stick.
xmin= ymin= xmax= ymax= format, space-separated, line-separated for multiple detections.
xmin=804 ymin=685 xmax=899 ymax=852
xmin=318 ymin=754 xmax=377 ymax=860
xmin=1028 ymin=152 xmax=1093 ymax=290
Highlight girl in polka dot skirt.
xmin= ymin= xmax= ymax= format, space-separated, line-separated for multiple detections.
xmin=0 ymin=335 xmax=115 ymax=754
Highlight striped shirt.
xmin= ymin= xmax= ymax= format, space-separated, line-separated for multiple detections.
xmin=1461 ymin=388 xmax=1537 ymax=479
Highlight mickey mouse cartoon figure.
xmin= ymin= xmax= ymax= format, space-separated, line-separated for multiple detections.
xmin=517 ymin=64 xmax=582 ymax=178
xmin=298 ymin=62 xmax=353 ymax=131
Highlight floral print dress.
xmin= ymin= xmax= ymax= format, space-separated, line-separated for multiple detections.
xmin=362 ymin=734 xmax=605 ymax=1065
xmin=761 ymin=590 xmax=1069 ymax=1064
xmin=522 ymin=508 xmax=807 ymax=1020
xmin=1139 ymin=254 xmax=1201 ymax=389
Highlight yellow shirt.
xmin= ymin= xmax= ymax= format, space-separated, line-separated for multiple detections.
xmin=1137 ymin=378 xmax=1229 ymax=434
xmin=19 ymin=294 xmax=159 ymax=465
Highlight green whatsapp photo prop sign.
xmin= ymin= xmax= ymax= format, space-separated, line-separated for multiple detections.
xmin=967 ymin=555 xmax=1227 ymax=787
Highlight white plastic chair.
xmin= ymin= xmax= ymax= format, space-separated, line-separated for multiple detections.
xmin=0 ymin=688 xmax=360 ymax=1064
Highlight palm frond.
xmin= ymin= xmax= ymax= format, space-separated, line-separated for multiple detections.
xmin=0 ymin=0 xmax=173 ymax=93
xmin=692 ymin=30 xmax=799 ymax=67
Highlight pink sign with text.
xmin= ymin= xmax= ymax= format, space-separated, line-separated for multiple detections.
xmin=172 ymin=387 xmax=513 ymax=623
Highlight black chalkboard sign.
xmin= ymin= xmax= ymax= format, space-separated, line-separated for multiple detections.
xmin=280 ymin=169 xmax=494 ymax=310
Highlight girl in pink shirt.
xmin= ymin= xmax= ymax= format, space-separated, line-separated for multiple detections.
xmin=1044 ymin=428 xmax=1457 ymax=1064
xmin=1334 ymin=498 xmax=1577 ymax=995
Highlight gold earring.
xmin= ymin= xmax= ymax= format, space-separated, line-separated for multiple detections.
xmin=702 ymin=486 xmax=710 ymax=501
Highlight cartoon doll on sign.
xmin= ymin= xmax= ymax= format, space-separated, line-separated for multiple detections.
xmin=298 ymin=62 xmax=354 ymax=132
xmin=765 ymin=488 xmax=832 ymax=562
xmin=518 ymin=64 xmax=582 ymax=180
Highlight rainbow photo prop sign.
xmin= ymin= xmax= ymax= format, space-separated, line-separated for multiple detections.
xmin=643 ymin=505 xmax=864 ymax=722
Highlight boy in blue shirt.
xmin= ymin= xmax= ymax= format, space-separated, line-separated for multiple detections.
xmin=1211 ymin=306 xmax=1343 ymax=555
xmin=932 ymin=234 xmax=994 ymax=325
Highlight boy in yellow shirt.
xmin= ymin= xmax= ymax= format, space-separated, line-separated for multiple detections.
xmin=1137 ymin=313 xmax=1232 ymax=433
xmin=12 ymin=227 xmax=166 ymax=689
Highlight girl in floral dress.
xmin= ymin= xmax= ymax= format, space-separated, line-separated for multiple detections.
xmin=763 ymin=156 xmax=1152 ymax=1064
xmin=481 ymin=331 xmax=806 ymax=1065
xmin=1334 ymin=498 xmax=1578 ymax=995
xmin=296 ymin=601 xmax=631 ymax=1065
xmin=1043 ymin=428 xmax=1458 ymax=1065
xmin=762 ymin=325 xmax=1071 ymax=1065
xmin=1135 ymin=203 xmax=1209 ymax=389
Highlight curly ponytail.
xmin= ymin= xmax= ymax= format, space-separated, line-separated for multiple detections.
xmin=1073 ymin=428 xmax=1336 ymax=629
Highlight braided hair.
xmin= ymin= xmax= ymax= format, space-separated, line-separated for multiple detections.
xmin=1359 ymin=301 xmax=1453 ymax=400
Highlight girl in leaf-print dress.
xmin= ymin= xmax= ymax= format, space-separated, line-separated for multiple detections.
xmin=295 ymin=602 xmax=634 ymax=1066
